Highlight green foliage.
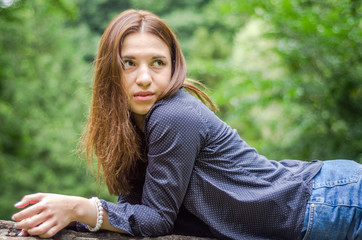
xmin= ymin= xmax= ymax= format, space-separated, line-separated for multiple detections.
xmin=213 ymin=0 xmax=362 ymax=161
xmin=0 ymin=0 xmax=115 ymax=219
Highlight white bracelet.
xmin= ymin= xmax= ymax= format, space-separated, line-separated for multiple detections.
xmin=87 ymin=197 xmax=103 ymax=232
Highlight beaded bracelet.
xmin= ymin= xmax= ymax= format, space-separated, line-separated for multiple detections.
xmin=87 ymin=197 xmax=104 ymax=232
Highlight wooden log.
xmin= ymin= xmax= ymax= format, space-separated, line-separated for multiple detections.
xmin=0 ymin=220 xmax=214 ymax=240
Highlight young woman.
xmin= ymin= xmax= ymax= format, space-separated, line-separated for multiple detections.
xmin=12 ymin=9 xmax=361 ymax=240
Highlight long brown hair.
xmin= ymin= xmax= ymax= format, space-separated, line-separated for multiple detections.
xmin=80 ymin=9 xmax=217 ymax=195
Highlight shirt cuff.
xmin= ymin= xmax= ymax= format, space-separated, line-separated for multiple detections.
xmin=100 ymin=199 xmax=134 ymax=236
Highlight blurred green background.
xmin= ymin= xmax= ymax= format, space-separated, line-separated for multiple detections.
xmin=0 ymin=0 xmax=361 ymax=219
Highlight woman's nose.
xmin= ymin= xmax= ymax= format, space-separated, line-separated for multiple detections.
xmin=136 ymin=65 xmax=152 ymax=86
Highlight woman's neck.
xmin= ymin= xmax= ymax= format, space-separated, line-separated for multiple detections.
xmin=132 ymin=113 xmax=145 ymax=132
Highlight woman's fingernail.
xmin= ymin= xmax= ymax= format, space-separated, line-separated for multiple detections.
xmin=14 ymin=201 xmax=22 ymax=208
xmin=20 ymin=230 xmax=29 ymax=237
xmin=13 ymin=223 xmax=17 ymax=229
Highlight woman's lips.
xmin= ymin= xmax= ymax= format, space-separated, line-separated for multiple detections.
xmin=134 ymin=91 xmax=154 ymax=101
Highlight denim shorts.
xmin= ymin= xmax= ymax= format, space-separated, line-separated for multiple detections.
xmin=298 ymin=160 xmax=362 ymax=240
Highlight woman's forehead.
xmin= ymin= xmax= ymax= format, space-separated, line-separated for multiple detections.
xmin=121 ymin=32 xmax=170 ymax=58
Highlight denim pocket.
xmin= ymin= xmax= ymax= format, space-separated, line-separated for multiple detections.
xmin=313 ymin=160 xmax=362 ymax=189
xmin=299 ymin=160 xmax=362 ymax=240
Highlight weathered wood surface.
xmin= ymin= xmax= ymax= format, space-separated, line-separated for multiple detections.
xmin=0 ymin=220 xmax=214 ymax=240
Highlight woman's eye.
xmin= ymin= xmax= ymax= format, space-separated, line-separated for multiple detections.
xmin=123 ymin=60 xmax=135 ymax=68
xmin=152 ymin=60 xmax=165 ymax=67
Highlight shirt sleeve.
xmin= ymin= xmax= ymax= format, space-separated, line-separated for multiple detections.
xmin=103 ymin=101 xmax=206 ymax=237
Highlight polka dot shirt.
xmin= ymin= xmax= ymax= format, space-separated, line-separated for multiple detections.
xmin=100 ymin=89 xmax=323 ymax=239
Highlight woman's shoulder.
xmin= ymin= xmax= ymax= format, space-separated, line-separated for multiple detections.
xmin=145 ymin=89 xmax=208 ymax=131
xmin=148 ymin=89 xmax=202 ymax=118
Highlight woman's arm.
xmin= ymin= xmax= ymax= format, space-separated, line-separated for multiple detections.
xmin=12 ymin=193 xmax=127 ymax=238
xmin=95 ymin=100 xmax=206 ymax=237
xmin=12 ymin=94 xmax=206 ymax=238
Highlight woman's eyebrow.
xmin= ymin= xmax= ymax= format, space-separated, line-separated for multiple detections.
xmin=151 ymin=55 xmax=167 ymax=59
xmin=121 ymin=56 xmax=135 ymax=59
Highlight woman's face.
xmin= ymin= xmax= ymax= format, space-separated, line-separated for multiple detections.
xmin=121 ymin=32 xmax=172 ymax=123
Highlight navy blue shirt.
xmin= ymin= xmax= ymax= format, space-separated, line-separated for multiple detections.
xmin=100 ymin=89 xmax=323 ymax=239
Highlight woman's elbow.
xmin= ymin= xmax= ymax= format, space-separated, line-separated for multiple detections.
xmin=139 ymin=218 xmax=174 ymax=237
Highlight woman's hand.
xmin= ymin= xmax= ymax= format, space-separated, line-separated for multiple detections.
xmin=12 ymin=193 xmax=95 ymax=238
